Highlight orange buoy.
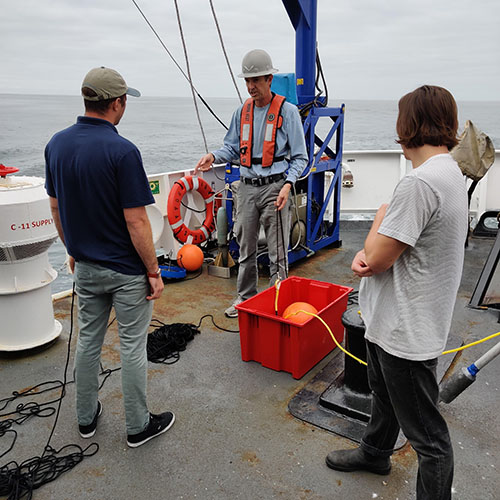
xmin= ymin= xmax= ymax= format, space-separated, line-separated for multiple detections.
xmin=177 ymin=244 xmax=204 ymax=271
xmin=283 ymin=302 xmax=318 ymax=324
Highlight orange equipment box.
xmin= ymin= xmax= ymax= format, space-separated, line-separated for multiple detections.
xmin=236 ymin=277 xmax=352 ymax=379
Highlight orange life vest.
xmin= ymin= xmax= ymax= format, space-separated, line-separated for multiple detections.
xmin=239 ymin=94 xmax=285 ymax=168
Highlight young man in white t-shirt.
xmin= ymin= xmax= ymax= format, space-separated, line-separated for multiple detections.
xmin=325 ymin=86 xmax=468 ymax=500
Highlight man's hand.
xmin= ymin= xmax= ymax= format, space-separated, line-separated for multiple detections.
xmin=351 ymin=249 xmax=373 ymax=278
xmin=275 ymin=182 xmax=292 ymax=211
xmin=147 ymin=275 xmax=164 ymax=300
xmin=194 ymin=153 xmax=215 ymax=174
xmin=124 ymin=206 xmax=164 ymax=300
xmin=68 ymin=255 xmax=75 ymax=274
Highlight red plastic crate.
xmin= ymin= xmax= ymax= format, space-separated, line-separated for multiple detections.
xmin=235 ymin=277 xmax=353 ymax=379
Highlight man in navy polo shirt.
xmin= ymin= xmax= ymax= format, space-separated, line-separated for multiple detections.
xmin=45 ymin=67 xmax=174 ymax=448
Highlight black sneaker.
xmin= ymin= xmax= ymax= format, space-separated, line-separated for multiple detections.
xmin=127 ymin=411 xmax=175 ymax=448
xmin=79 ymin=400 xmax=103 ymax=438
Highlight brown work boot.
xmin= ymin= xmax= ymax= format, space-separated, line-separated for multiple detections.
xmin=325 ymin=447 xmax=391 ymax=475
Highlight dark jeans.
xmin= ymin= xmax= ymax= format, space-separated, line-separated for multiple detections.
xmin=360 ymin=341 xmax=453 ymax=500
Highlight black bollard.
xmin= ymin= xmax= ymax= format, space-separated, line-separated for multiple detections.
xmin=319 ymin=306 xmax=372 ymax=421
xmin=342 ymin=307 xmax=370 ymax=393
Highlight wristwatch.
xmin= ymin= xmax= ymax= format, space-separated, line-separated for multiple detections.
xmin=147 ymin=268 xmax=162 ymax=279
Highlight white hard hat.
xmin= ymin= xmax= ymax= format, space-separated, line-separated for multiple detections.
xmin=238 ymin=49 xmax=279 ymax=78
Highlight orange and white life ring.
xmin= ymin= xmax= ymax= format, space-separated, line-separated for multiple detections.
xmin=167 ymin=175 xmax=215 ymax=244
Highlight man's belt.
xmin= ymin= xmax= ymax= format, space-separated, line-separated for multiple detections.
xmin=240 ymin=173 xmax=286 ymax=187
xmin=251 ymin=156 xmax=285 ymax=165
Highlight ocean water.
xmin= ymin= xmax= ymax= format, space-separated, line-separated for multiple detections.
xmin=1 ymin=94 xmax=499 ymax=292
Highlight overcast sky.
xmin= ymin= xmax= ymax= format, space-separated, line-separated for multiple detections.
xmin=2 ymin=0 xmax=499 ymax=101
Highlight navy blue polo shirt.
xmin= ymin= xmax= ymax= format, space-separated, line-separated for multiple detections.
xmin=45 ymin=116 xmax=155 ymax=275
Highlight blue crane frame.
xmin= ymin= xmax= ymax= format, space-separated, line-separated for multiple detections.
xmin=224 ymin=0 xmax=344 ymax=265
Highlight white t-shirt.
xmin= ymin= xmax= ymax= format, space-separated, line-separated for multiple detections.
xmin=359 ymin=153 xmax=468 ymax=360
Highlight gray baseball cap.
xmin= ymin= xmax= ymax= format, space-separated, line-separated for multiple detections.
xmin=81 ymin=66 xmax=141 ymax=101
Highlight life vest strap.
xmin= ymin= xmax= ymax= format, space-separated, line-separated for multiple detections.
xmin=239 ymin=94 xmax=286 ymax=168
xmin=250 ymin=155 xmax=285 ymax=165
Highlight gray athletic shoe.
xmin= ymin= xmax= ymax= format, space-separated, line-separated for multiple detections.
xmin=224 ymin=297 xmax=243 ymax=318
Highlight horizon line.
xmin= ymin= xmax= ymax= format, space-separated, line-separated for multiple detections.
xmin=1 ymin=92 xmax=499 ymax=104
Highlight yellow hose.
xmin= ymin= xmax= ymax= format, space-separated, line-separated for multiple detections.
xmin=441 ymin=331 xmax=500 ymax=355
xmin=283 ymin=309 xmax=368 ymax=366
xmin=274 ymin=279 xmax=280 ymax=316
xmin=274 ymin=285 xmax=500 ymax=366
xmin=284 ymin=307 xmax=500 ymax=367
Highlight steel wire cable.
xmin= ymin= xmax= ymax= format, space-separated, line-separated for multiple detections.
xmin=208 ymin=0 xmax=242 ymax=104
xmin=276 ymin=208 xmax=289 ymax=281
xmin=289 ymin=183 xmax=303 ymax=251
xmin=173 ymin=0 xmax=208 ymax=153
xmin=131 ymin=0 xmax=228 ymax=131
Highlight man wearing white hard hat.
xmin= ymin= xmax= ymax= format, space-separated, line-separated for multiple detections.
xmin=45 ymin=66 xmax=174 ymax=448
xmin=195 ymin=49 xmax=308 ymax=317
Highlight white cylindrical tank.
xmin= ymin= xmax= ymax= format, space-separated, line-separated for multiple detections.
xmin=0 ymin=167 xmax=62 ymax=351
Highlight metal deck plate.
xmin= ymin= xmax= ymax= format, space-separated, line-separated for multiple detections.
xmin=288 ymin=350 xmax=407 ymax=449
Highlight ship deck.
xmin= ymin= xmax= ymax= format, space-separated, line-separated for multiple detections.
xmin=1 ymin=225 xmax=499 ymax=500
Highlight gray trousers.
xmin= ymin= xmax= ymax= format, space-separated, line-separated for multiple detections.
xmin=361 ymin=341 xmax=453 ymax=500
xmin=236 ymin=180 xmax=291 ymax=300
xmin=74 ymin=261 xmax=152 ymax=434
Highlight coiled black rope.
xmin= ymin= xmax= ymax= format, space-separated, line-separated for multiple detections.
xmin=0 ymin=285 xmax=99 ymax=500
xmin=147 ymin=319 xmax=200 ymax=364
xmin=0 ymin=382 xmax=61 ymax=461
xmin=146 ymin=313 xmax=240 ymax=364
xmin=0 ymin=443 xmax=98 ymax=500
xmin=0 ymin=308 xmax=235 ymax=498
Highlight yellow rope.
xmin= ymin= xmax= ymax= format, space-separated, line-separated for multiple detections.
xmin=284 ymin=308 xmax=500 ymax=367
xmin=283 ymin=309 xmax=368 ymax=366
xmin=441 ymin=331 xmax=500 ymax=355
xmin=276 ymin=281 xmax=500 ymax=365
xmin=354 ymin=309 xmax=500 ymax=362
xmin=274 ymin=279 xmax=281 ymax=316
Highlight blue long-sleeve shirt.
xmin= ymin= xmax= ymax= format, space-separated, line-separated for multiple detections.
xmin=212 ymin=100 xmax=308 ymax=184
